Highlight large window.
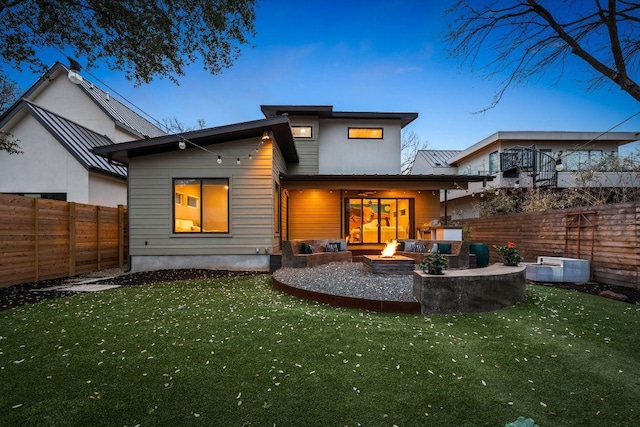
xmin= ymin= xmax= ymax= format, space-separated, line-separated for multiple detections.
xmin=173 ymin=178 xmax=229 ymax=233
xmin=346 ymin=198 xmax=411 ymax=244
xmin=564 ymin=150 xmax=603 ymax=171
xmin=348 ymin=127 xmax=383 ymax=139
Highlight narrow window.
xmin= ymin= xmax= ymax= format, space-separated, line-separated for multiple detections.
xmin=274 ymin=182 xmax=281 ymax=234
xmin=173 ymin=178 xmax=229 ymax=233
xmin=348 ymin=127 xmax=383 ymax=139
xmin=291 ymin=126 xmax=312 ymax=138
xmin=489 ymin=151 xmax=499 ymax=174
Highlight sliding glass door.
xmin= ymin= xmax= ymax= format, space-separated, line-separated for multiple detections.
xmin=346 ymin=198 xmax=411 ymax=244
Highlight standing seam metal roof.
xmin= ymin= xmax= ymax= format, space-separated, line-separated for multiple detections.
xmin=24 ymin=100 xmax=127 ymax=178
xmin=81 ymin=81 xmax=166 ymax=138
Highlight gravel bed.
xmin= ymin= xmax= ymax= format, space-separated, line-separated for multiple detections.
xmin=273 ymin=262 xmax=415 ymax=302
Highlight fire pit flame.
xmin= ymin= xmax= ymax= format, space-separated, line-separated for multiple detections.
xmin=380 ymin=240 xmax=399 ymax=258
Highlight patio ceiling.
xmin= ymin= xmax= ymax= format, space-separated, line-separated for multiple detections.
xmin=279 ymin=174 xmax=493 ymax=190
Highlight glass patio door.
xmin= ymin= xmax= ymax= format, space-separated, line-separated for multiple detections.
xmin=346 ymin=198 xmax=411 ymax=244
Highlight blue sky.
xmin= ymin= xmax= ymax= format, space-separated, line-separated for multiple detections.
xmin=7 ymin=1 xmax=640 ymax=153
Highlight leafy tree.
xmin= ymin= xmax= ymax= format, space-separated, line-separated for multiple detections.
xmin=445 ymin=1 xmax=640 ymax=111
xmin=0 ymin=0 xmax=257 ymax=85
xmin=0 ymin=73 xmax=21 ymax=154
xmin=401 ymin=130 xmax=430 ymax=174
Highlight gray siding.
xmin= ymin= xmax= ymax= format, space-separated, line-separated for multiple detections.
xmin=288 ymin=140 xmax=319 ymax=174
xmin=128 ymin=138 xmax=276 ymax=257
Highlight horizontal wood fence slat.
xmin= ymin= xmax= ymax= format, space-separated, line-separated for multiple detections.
xmin=458 ymin=202 xmax=639 ymax=289
xmin=0 ymin=194 xmax=127 ymax=288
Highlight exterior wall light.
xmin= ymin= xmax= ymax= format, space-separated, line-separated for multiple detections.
xmin=67 ymin=58 xmax=83 ymax=85
xmin=178 ymin=140 xmax=186 ymax=150
xmin=217 ymin=155 xmax=222 ymax=164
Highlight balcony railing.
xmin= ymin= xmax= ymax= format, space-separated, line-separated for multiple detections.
xmin=500 ymin=146 xmax=559 ymax=188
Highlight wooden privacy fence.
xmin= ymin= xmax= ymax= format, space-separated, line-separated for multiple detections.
xmin=458 ymin=202 xmax=639 ymax=289
xmin=0 ymin=194 xmax=127 ymax=288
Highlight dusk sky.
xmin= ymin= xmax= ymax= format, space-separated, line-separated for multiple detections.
xmin=7 ymin=1 xmax=640 ymax=153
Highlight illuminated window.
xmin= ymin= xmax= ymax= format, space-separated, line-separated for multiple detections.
xmin=173 ymin=178 xmax=229 ymax=233
xmin=274 ymin=182 xmax=281 ymax=234
xmin=291 ymin=126 xmax=312 ymax=138
xmin=348 ymin=127 xmax=383 ymax=139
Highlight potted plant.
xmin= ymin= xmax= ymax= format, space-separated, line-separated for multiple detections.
xmin=493 ymin=241 xmax=523 ymax=266
xmin=420 ymin=252 xmax=448 ymax=275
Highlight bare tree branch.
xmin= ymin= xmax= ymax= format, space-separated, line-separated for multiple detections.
xmin=446 ymin=0 xmax=640 ymax=111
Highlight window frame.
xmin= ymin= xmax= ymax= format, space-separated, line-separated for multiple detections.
xmin=489 ymin=151 xmax=499 ymax=174
xmin=348 ymin=127 xmax=384 ymax=139
xmin=172 ymin=178 xmax=230 ymax=234
xmin=291 ymin=125 xmax=313 ymax=139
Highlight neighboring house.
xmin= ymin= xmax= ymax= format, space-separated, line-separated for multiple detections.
xmin=94 ymin=105 xmax=487 ymax=272
xmin=0 ymin=62 xmax=165 ymax=207
xmin=412 ymin=131 xmax=640 ymax=219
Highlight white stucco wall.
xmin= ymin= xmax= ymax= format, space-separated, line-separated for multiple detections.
xmin=29 ymin=76 xmax=119 ymax=142
xmin=88 ymin=173 xmax=127 ymax=207
xmin=317 ymin=119 xmax=401 ymax=174
xmin=0 ymin=115 xmax=90 ymax=202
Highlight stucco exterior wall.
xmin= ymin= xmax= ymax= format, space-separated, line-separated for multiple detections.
xmin=0 ymin=114 xmax=90 ymax=202
xmin=317 ymin=119 xmax=401 ymax=174
xmin=88 ymin=173 xmax=127 ymax=207
xmin=29 ymin=76 xmax=120 ymax=143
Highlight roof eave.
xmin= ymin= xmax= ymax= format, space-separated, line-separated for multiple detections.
xmin=94 ymin=116 xmax=298 ymax=164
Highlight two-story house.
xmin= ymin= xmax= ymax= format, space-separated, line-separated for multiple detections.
xmin=0 ymin=62 xmax=165 ymax=207
xmin=412 ymin=131 xmax=640 ymax=219
xmin=94 ymin=105 xmax=487 ymax=272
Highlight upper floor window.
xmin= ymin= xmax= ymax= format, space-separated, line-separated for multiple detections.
xmin=348 ymin=127 xmax=383 ymax=139
xmin=173 ymin=178 xmax=229 ymax=233
xmin=291 ymin=126 xmax=312 ymax=138
xmin=564 ymin=150 xmax=603 ymax=171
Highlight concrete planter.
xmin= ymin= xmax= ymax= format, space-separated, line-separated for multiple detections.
xmin=412 ymin=264 xmax=527 ymax=315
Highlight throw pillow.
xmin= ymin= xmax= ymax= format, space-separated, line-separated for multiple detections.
xmin=397 ymin=241 xmax=405 ymax=251
xmin=300 ymin=242 xmax=312 ymax=254
xmin=414 ymin=244 xmax=427 ymax=253
xmin=403 ymin=241 xmax=415 ymax=252
xmin=339 ymin=241 xmax=347 ymax=251
xmin=325 ymin=243 xmax=339 ymax=252
xmin=437 ymin=242 xmax=452 ymax=254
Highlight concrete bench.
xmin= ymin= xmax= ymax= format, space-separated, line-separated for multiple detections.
xmin=281 ymin=239 xmax=352 ymax=268
xmin=525 ymin=256 xmax=590 ymax=283
xmin=396 ymin=240 xmax=471 ymax=269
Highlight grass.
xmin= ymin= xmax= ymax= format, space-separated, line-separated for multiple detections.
xmin=1 ymin=275 xmax=639 ymax=427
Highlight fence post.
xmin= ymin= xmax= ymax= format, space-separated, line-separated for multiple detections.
xmin=33 ymin=198 xmax=39 ymax=282
xmin=96 ymin=206 xmax=102 ymax=270
xmin=69 ymin=202 xmax=76 ymax=276
xmin=118 ymin=204 xmax=125 ymax=267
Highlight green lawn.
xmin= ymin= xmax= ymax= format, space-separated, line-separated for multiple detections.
xmin=1 ymin=275 xmax=638 ymax=426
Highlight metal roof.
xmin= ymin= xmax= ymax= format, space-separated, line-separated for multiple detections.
xmin=23 ymin=100 xmax=127 ymax=178
xmin=17 ymin=62 xmax=166 ymax=139
xmin=414 ymin=150 xmax=461 ymax=169
xmin=80 ymin=80 xmax=166 ymax=138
